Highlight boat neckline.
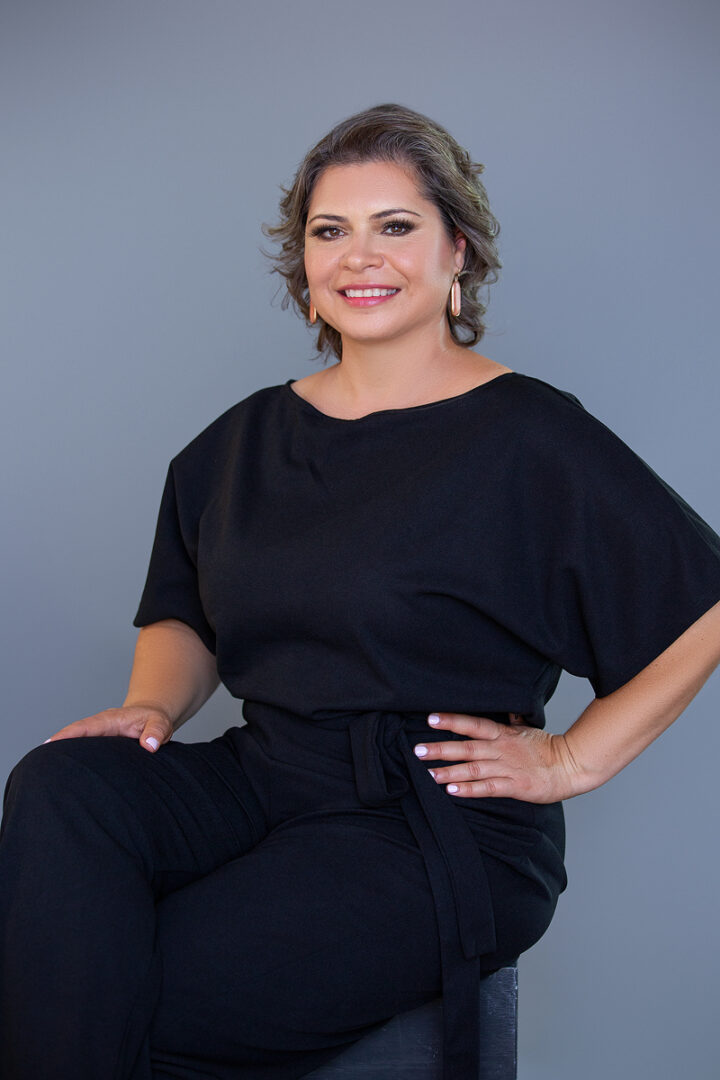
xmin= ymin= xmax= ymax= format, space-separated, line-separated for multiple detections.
xmin=284 ymin=370 xmax=518 ymax=422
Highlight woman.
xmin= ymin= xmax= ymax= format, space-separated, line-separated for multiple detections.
xmin=2 ymin=104 xmax=720 ymax=1080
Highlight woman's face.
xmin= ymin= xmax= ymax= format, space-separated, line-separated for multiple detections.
xmin=304 ymin=160 xmax=466 ymax=348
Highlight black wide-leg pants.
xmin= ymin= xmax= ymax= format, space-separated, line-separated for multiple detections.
xmin=0 ymin=714 xmax=559 ymax=1079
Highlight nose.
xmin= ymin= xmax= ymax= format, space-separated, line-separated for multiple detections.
xmin=342 ymin=229 xmax=383 ymax=272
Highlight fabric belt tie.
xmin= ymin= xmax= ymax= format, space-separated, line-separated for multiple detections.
xmin=348 ymin=712 xmax=498 ymax=1080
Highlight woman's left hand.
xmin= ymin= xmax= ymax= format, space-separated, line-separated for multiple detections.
xmin=414 ymin=713 xmax=581 ymax=804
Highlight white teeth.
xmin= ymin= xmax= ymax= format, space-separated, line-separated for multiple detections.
xmin=344 ymin=288 xmax=398 ymax=298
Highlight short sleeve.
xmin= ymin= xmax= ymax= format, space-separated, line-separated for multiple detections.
xmin=133 ymin=463 xmax=216 ymax=654
xmin=518 ymin=401 xmax=720 ymax=697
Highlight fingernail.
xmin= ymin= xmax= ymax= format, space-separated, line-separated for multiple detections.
xmin=414 ymin=744 xmax=428 ymax=758
xmin=447 ymin=784 xmax=459 ymax=794
xmin=428 ymin=769 xmax=437 ymax=779
xmin=145 ymin=737 xmax=160 ymax=751
xmin=428 ymin=714 xmax=440 ymax=725
xmin=43 ymin=739 xmax=52 ymax=744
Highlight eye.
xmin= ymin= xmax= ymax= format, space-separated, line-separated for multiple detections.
xmin=309 ymin=224 xmax=345 ymax=240
xmin=382 ymin=219 xmax=416 ymax=236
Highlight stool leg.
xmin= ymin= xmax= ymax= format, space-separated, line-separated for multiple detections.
xmin=476 ymin=965 xmax=518 ymax=1080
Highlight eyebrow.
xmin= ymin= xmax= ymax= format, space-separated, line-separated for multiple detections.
xmin=307 ymin=207 xmax=422 ymax=225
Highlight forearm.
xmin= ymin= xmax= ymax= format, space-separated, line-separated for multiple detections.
xmin=560 ymin=599 xmax=720 ymax=796
xmin=123 ymin=619 xmax=220 ymax=730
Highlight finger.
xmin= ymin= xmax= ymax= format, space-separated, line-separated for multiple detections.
xmin=427 ymin=712 xmax=506 ymax=739
xmin=45 ymin=708 xmax=144 ymax=743
xmin=139 ymin=714 xmax=173 ymax=753
xmin=45 ymin=716 xmax=119 ymax=742
xmin=443 ymin=776 xmax=521 ymax=799
xmin=429 ymin=757 xmax=511 ymax=785
xmin=414 ymin=739 xmax=501 ymax=764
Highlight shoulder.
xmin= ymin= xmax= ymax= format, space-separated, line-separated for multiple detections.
xmin=496 ymin=372 xmax=589 ymax=432
xmin=504 ymin=374 xmax=720 ymax=543
xmin=474 ymin=372 xmax=628 ymax=483
xmin=499 ymin=372 xmax=642 ymax=470
xmin=169 ymin=383 xmax=288 ymax=475
xmin=489 ymin=373 xmax=687 ymax=524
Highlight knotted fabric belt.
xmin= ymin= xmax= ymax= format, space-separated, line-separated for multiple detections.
xmin=348 ymin=712 xmax=498 ymax=1080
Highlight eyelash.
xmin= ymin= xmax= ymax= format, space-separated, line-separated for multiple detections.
xmin=309 ymin=218 xmax=416 ymax=240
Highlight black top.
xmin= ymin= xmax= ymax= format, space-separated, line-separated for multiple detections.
xmin=135 ymin=372 xmax=720 ymax=723
xmin=134 ymin=371 xmax=720 ymax=1078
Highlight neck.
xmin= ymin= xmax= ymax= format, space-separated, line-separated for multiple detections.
xmin=331 ymin=325 xmax=469 ymax=411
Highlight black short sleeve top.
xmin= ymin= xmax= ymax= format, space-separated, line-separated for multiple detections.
xmin=134 ymin=373 xmax=720 ymax=724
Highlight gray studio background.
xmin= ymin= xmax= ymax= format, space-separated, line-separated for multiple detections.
xmin=2 ymin=1 xmax=718 ymax=1077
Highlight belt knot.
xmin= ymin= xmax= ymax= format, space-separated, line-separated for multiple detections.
xmin=348 ymin=712 xmax=409 ymax=806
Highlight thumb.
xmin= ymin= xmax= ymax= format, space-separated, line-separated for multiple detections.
xmin=139 ymin=711 xmax=173 ymax=753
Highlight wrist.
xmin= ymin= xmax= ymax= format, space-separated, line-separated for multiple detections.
xmin=550 ymin=732 xmax=605 ymax=799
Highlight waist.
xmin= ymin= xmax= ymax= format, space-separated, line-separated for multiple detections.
xmin=238 ymin=701 xmax=563 ymax=851
xmin=242 ymin=700 xmax=514 ymax=742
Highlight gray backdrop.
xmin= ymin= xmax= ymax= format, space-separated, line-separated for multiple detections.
xmin=2 ymin=1 xmax=719 ymax=1077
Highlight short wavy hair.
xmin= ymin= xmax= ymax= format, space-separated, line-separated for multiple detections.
xmin=263 ymin=103 xmax=501 ymax=361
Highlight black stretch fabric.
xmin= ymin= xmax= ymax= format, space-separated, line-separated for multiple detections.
xmin=134 ymin=371 xmax=720 ymax=1077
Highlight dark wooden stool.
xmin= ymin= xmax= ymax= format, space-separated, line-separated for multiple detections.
xmin=305 ymin=964 xmax=518 ymax=1079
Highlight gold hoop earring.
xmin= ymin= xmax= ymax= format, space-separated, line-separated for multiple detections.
xmin=309 ymin=301 xmax=317 ymax=325
xmin=450 ymin=273 xmax=461 ymax=318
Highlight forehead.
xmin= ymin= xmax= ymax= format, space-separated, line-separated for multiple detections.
xmin=307 ymin=160 xmax=432 ymax=216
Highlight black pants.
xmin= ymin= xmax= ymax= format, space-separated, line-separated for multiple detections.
xmin=0 ymin=711 xmax=560 ymax=1079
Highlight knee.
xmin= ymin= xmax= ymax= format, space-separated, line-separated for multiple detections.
xmin=2 ymin=737 xmax=134 ymax=824
xmin=2 ymin=741 xmax=82 ymax=825
xmin=6 ymin=738 xmax=93 ymax=795
xmin=5 ymin=741 xmax=65 ymax=799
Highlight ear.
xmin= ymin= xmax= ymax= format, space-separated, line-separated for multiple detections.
xmin=453 ymin=232 xmax=467 ymax=271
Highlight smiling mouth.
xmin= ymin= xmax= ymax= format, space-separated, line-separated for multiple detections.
xmin=341 ymin=288 xmax=399 ymax=298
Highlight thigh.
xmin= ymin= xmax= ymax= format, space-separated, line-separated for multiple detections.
xmin=1 ymin=731 xmax=270 ymax=894
xmin=0 ymin=733 xmax=272 ymax=1080
xmin=150 ymin=812 xmax=442 ymax=1079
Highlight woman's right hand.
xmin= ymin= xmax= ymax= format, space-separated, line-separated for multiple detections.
xmin=45 ymin=704 xmax=174 ymax=752
xmin=44 ymin=620 xmax=219 ymax=753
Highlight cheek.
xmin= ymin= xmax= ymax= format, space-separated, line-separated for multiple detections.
xmin=304 ymin=247 xmax=334 ymax=288
xmin=397 ymin=239 xmax=455 ymax=288
xmin=432 ymin=237 xmax=459 ymax=280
